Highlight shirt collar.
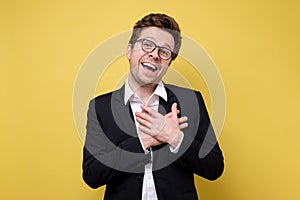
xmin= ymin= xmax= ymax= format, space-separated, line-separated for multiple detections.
xmin=124 ymin=79 xmax=167 ymax=105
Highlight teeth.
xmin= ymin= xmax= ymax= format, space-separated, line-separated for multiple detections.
xmin=142 ymin=63 xmax=157 ymax=71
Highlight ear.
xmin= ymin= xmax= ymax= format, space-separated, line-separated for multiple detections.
xmin=126 ymin=44 xmax=132 ymax=60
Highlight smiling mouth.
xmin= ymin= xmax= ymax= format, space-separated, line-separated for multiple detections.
xmin=141 ymin=63 xmax=158 ymax=72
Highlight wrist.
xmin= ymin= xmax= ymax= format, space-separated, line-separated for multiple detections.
xmin=169 ymin=131 xmax=183 ymax=148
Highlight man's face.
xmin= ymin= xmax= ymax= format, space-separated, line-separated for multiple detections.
xmin=126 ymin=27 xmax=175 ymax=88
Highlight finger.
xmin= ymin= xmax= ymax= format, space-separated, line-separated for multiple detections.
xmin=165 ymin=112 xmax=172 ymax=118
xmin=165 ymin=109 xmax=180 ymax=118
xmin=139 ymin=124 xmax=155 ymax=135
xmin=136 ymin=116 xmax=151 ymax=128
xmin=139 ymin=130 xmax=153 ymax=138
xmin=139 ymin=132 xmax=152 ymax=139
xmin=140 ymin=105 xmax=153 ymax=115
xmin=141 ymin=105 xmax=162 ymax=118
xmin=178 ymin=116 xmax=188 ymax=123
xmin=135 ymin=111 xmax=152 ymax=122
xmin=179 ymin=122 xmax=188 ymax=129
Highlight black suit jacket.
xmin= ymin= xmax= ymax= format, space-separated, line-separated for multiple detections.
xmin=82 ymin=84 xmax=224 ymax=200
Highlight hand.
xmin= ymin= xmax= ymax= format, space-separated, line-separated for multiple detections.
xmin=139 ymin=130 xmax=163 ymax=150
xmin=135 ymin=103 xmax=188 ymax=148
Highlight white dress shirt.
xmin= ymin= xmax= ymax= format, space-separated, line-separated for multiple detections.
xmin=124 ymin=80 xmax=184 ymax=200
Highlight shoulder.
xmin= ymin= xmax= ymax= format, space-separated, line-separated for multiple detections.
xmin=164 ymin=83 xmax=203 ymax=98
xmin=164 ymin=83 xmax=194 ymax=92
xmin=164 ymin=83 xmax=206 ymax=108
xmin=94 ymin=91 xmax=113 ymax=102
xmin=91 ymin=85 xmax=125 ymax=103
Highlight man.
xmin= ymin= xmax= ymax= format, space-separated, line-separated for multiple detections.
xmin=82 ymin=13 xmax=224 ymax=200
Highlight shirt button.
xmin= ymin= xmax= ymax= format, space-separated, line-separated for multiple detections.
xmin=136 ymin=176 xmax=142 ymax=182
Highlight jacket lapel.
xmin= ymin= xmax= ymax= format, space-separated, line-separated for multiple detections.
xmin=111 ymin=85 xmax=137 ymax=137
xmin=158 ymin=86 xmax=181 ymax=118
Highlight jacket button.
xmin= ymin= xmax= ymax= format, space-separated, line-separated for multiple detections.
xmin=136 ymin=176 xmax=142 ymax=182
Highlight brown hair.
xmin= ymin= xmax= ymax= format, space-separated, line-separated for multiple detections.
xmin=128 ymin=13 xmax=182 ymax=60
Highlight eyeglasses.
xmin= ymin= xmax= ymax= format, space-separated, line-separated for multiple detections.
xmin=136 ymin=38 xmax=174 ymax=60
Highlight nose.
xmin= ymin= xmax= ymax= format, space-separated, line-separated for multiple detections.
xmin=148 ymin=47 xmax=160 ymax=60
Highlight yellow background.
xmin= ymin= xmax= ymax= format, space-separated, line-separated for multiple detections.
xmin=1 ymin=0 xmax=300 ymax=199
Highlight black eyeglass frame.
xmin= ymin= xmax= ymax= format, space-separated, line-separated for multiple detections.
xmin=135 ymin=38 xmax=174 ymax=60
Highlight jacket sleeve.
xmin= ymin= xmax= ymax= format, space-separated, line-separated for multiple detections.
xmin=82 ymin=99 xmax=151 ymax=189
xmin=177 ymin=91 xmax=224 ymax=181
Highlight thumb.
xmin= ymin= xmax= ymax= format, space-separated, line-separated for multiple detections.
xmin=171 ymin=103 xmax=178 ymax=118
xmin=165 ymin=110 xmax=179 ymax=118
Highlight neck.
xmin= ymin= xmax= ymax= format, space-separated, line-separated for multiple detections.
xmin=128 ymin=79 xmax=157 ymax=103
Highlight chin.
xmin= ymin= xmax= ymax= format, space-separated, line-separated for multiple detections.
xmin=138 ymin=81 xmax=157 ymax=88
